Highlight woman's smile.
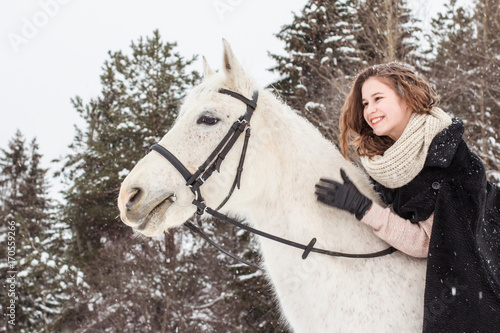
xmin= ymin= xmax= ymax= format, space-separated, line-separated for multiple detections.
xmin=370 ymin=116 xmax=384 ymax=126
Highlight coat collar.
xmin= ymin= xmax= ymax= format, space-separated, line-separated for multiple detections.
xmin=425 ymin=118 xmax=464 ymax=168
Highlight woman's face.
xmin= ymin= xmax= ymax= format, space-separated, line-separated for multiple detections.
xmin=361 ymin=77 xmax=412 ymax=141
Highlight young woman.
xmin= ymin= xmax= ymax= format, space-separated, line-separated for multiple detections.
xmin=315 ymin=63 xmax=500 ymax=332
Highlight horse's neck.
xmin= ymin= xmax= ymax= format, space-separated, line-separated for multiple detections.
xmin=234 ymin=92 xmax=387 ymax=254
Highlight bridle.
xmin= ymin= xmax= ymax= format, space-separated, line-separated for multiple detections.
xmin=150 ymin=88 xmax=396 ymax=270
xmin=152 ymin=88 xmax=257 ymax=215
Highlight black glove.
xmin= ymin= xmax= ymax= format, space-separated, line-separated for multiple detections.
xmin=315 ymin=169 xmax=372 ymax=220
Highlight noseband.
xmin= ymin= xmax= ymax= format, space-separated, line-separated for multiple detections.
xmin=150 ymin=88 xmax=395 ymax=269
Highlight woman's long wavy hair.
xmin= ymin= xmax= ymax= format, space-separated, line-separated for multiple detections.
xmin=339 ymin=62 xmax=438 ymax=159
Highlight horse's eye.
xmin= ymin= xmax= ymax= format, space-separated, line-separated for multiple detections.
xmin=197 ymin=115 xmax=219 ymax=125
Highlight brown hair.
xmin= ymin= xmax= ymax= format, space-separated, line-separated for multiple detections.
xmin=339 ymin=62 xmax=438 ymax=159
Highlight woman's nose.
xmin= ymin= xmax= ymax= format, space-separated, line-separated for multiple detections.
xmin=366 ymin=103 xmax=376 ymax=114
xmin=364 ymin=104 xmax=376 ymax=118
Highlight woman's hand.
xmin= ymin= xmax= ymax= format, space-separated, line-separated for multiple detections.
xmin=315 ymin=169 xmax=372 ymax=220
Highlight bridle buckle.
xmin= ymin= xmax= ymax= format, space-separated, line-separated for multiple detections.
xmin=172 ymin=184 xmax=198 ymax=208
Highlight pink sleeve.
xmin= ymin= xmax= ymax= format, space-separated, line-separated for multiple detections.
xmin=361 ymin=204 xmax=433 ymax=258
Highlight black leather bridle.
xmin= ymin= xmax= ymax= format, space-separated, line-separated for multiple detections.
xmin=150 ymin=88 xmax=396 ymax=270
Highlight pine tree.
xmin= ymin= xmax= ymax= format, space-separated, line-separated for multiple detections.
xmin=268 ymin=0 xmax=422 ymax=144
xmin=54 ymin=30 xmax=205 ymax=330
xmin=428 ymin=0 xmax=500 ymax=183
xmin=0 ymin=132 xmax=69 ymax=332
xmin=0 ymin=130 xmax=28 ymax=218
xmin=58 ymin=30 xmax=201 ymax=258
xmin=354 ymin=0 xmax=422 ymax=65
xmin=269 ymin=0 xmax=363 ymax=142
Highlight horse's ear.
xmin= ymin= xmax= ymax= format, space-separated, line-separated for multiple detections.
xmin=203 ymin=56 xmax=216 ymax=79
xmin=222 ymin=39 xmax=246 ymax=84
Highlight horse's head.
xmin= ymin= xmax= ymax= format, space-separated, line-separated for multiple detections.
xmin=118 ymin=40 xmax=264 ymax=237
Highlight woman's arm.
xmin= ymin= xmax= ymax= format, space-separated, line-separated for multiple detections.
xmin=361 ymin=204 xmax=433 ymax=258
xmin=316 ymin=169 xmax=432 ymax=258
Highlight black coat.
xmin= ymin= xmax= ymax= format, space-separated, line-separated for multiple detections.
xmin=373 ymin=119 xmax=500 ymax=332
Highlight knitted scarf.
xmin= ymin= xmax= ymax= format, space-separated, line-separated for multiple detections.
xmin=360 ymin=107 xmax=452 ymax=189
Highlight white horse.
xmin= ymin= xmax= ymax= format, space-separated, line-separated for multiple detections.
xmin=118 ymin=40 xmax=427 ymax=332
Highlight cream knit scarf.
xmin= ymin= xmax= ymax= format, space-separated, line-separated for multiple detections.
xmin=360 ymin=107 xmax=452 ymax=188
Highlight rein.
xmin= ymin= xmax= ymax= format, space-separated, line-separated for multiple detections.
xmin=150 ymin=88 xmax=396 ymax=269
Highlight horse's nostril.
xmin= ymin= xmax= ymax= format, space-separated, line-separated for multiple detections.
xmin=126 ymin=188 xmax=143 ymax=211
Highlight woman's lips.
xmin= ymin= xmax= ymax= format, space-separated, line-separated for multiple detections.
xmin=371 ymin=116 xmax=384 ymax=125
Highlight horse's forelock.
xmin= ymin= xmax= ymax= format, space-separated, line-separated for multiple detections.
xmin=178 ymin=79 xmax=220 ymax=118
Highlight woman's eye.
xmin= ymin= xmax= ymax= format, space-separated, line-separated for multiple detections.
xmin=197 ymin=115 xmax=219 ymax=125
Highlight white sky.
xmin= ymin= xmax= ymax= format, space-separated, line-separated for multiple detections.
xmin=0 ymin=0 xmax=467 ymax=197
